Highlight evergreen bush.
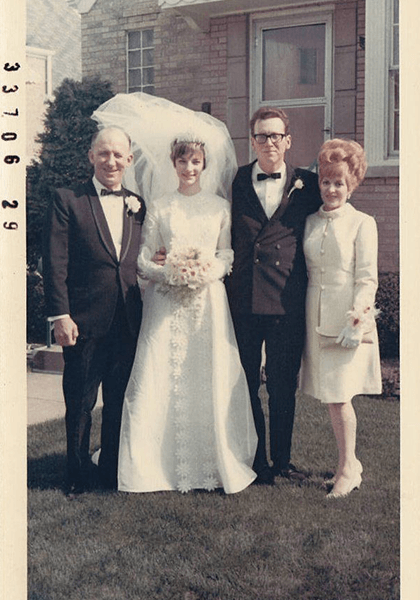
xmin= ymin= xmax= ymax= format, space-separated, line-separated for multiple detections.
xmin=27 ymin=267 xmax=46 ymax=344
xmin=376 ymin=272 xmax=399 ymax=359
xmin=26 ymin=76 xmax=114 ymax=342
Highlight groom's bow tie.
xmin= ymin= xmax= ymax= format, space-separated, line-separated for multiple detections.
xmin=257 ymin=172 xmax=281 ymax=181
xmin=101 ymin=188 xmax=124 ymax=196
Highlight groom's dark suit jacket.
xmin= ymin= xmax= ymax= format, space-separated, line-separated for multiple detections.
xmin=43 ymin=179 xmax=146 ymax=339
xmin=226 ymin=161 xmax=322 ymax=317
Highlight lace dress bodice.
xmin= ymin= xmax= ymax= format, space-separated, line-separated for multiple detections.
xmin=137 ymin=190 xmax=233 ymax=285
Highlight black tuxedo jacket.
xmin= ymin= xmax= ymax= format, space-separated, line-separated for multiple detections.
xmin=226 ymin=161 xmax=322 ymax=316
xmin=43 ymin=180 xmax=146 ymax=339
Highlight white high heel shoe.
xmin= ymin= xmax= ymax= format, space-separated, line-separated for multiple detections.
xmin=325 ymin=459 xmax=363 ymax=486
xmin=326 ymin=472 xmax=362 ymax=499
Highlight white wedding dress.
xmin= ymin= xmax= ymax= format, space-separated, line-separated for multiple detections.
xmin=118 ymin=190 xmax=258 ymax=494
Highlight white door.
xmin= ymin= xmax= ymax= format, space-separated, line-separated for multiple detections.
xmin=252 ymin=10 xmax=333 ymax=168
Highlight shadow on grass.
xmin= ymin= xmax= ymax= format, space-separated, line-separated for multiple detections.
xmin=27 ymin=410 xmax=102 ymax=492
xmin=28 ymin=452 xmax=67 ymax=491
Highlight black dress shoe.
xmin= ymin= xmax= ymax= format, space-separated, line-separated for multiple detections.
xmin=98 ymin=472 xmax=118 ymax=491
xmin=252 ymin=466 xmax=275 ymax=485
xmin=274 ymin=463 xmax=306 ymax=482
xmin=65 ymin=483 xmax=86 ymax=499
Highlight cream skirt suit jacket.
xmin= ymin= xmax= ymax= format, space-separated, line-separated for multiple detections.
xmin=300 ymin=202 xmax=382 ymax=403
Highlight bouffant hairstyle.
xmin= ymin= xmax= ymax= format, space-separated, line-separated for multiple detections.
xmin=170 ymin=139 xmax=206 ymax=169
xmin=250 ymin=106 xmax=290 ymax=136
xmin=318 ymin=139 xmax=367 ymax=193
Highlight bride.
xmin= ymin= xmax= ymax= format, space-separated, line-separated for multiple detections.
xmin=92 ymin=93 xmax=257 ymax=494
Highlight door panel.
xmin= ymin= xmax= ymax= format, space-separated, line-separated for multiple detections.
xmin=284 ymin=105 xmax=325 ymax=168
xmin=252 ymin=11 xmax=332 ymax=168
xmin=263 ymin=24 xmax=326 ymax=101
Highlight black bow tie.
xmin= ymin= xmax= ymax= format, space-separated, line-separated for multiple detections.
xmin=257 ymin=172 xmax=281 ymax=181
xmin=101 ymin=188 xmax=124 ymax=196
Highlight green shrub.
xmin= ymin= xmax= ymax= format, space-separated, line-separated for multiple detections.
xmin=27 ymin=76 xmax=114 ymax=269
xmin=376 ymin=272 xmax=399 ymax=359
xmin=27 ymin=267 xmax=47 ymax=344
xmin=26 ymin=76 xmax=114 ymax=342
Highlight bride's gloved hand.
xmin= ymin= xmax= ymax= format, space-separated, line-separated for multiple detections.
xmin=335 ymin=324 xmax=364 ymax=349
xmin=211 ymin=248 xmax=233 ymax=281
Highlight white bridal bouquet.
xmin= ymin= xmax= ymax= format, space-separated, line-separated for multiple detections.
xmin=158 ymin=246 xmax=218 ymax=301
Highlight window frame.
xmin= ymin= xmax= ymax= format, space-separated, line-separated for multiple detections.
xmin=26 ymin=46 xmax=54 ymax=99
xmin=364 ymin=0 xmax=399 ymax=169
xmin=126 ymin=29 xmax=155 ymax=95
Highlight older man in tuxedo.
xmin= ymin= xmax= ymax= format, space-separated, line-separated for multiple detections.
xmin=43 ymin=127 xmax=146 ymax=495
xmin=226 ymin=107 xmax=322 ymax=485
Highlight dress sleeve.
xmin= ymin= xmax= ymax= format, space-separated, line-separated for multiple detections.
xmin=137 ymin=203 xmax=166 ymax=283
xmin=352 ymin=215 xmax=379 ymax=323
xmin=212 ymin=204 xmax=234 ymax=279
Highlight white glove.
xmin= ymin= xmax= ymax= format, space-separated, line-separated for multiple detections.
xmin=335 ymin=325 xmax=364 ymax=349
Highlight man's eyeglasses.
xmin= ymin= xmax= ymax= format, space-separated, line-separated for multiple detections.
xmin=253 ymin=133 xmax=287 ymax=145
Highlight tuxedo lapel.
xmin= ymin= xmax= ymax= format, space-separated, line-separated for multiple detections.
xmin=120 ymin=193 xmax=133 ymax=264
xmin=238 ymin=162 xmax=268 ymax=224
xmin=86 ymin=182 xmax=119 ymax=263
xmin=271 ymin=164 xmax=295 ymax=220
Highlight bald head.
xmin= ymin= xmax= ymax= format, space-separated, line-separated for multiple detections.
xmin=88 ymin=127 xmax=133 ymax=191
xmin=91 ymin=126 xmax=131 ymax=151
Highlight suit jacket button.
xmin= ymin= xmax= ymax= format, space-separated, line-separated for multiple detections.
xmin=276 ymin=244 xmax=281 ymax=249
xmin=275 ymin=261 xmax=280 ymax=266
xmin=254 ymin=258 xmax=260 ymax=264
xmin=255 ymin=242 xmax=260 ymax=248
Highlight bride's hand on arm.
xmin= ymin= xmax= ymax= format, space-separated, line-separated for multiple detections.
xmin=152 ymin=247 xmax=167 ymax=266
xmin=212 ymin=206 xmax=234 ymax=279
xmin=137 ymin=209 xmax=167 ymax=283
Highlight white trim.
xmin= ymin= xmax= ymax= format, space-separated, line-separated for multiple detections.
xmin=364 ymin=0 xmax=399 ymax=167
xmin=159 ymin=0 xmax=334 ymax=16
xmin=159 ymin=0 xmax=336 ymax=32
xmin=26 ymin=46 xmax=55 ymax=97
xmin=76 ymin=0 xmax=97 ymax=14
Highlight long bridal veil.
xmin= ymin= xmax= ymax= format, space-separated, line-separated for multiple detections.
xmin=91 ymin=92 xmax=238 ymax=201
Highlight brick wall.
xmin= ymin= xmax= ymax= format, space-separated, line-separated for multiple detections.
xmin=82 ymin=0 xmax=229 ymax=115
xmin=81 ymin=0 xmax=399 ymax=273
xmin=82 ymin=0 xmax=160 ymax=93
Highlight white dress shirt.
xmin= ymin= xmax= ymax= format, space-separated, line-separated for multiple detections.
xmin=252 ymin=162 xmax=287 ymax=219
xmin=92 ymin=176 xmax=124 ymax=259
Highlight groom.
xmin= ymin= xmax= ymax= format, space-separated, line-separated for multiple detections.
xmin=226 ymin=107 xmax=322 ymax=484
xmin=43 ymin=126 xmax=146 ymax=495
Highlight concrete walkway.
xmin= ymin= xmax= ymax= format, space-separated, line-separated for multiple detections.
xmin=27 ymin=370 xmax=103 ymax=426
xmin=27 ymin=345 xmax=102 ymax=426
xmin=27 ymin=371 xmax=65 ymax=426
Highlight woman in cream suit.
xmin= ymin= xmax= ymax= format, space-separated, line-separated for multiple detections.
xmin=300 ymin=139 xmax=382 ymax=498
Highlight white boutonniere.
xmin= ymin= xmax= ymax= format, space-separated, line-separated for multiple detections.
xmin=125 ymin=195 xmax=141 ymax=216
xmin=287 ymin=177 xmax=304 ymax=198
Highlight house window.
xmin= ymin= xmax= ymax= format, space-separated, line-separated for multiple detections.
xmin=389 ymin=0 xmax=399 ymax=154
xmin=26 ymin=47 xmax=54 ymax=98
xmin=127 ymin=30 xmax=155 ymax=94
xmin=364 ymin=0 xmax=399 ymax=168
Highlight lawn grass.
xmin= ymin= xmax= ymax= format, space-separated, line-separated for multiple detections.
xmin=28 ymin=389 xmax=399 ymax=600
